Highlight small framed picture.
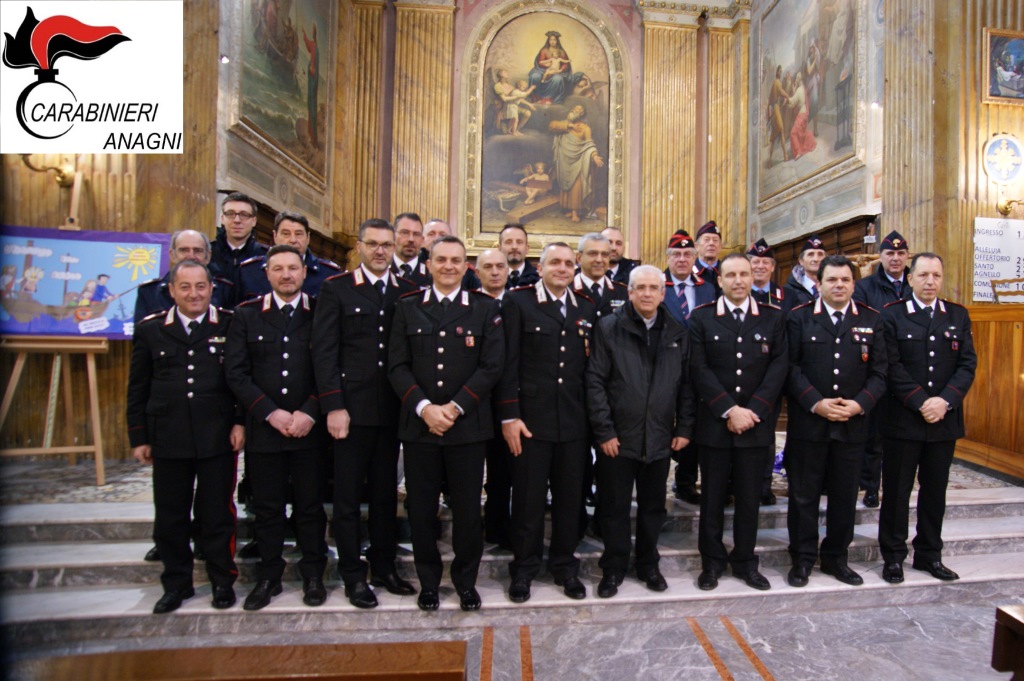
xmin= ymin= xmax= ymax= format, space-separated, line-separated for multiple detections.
xmin=984 ymin=28 xmax=1024 ymax=106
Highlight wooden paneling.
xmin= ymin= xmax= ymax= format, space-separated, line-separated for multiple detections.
xmin=390 ymin=4 xmax=454 ymax=221
xmin=958 ymin=305 xmax=1024 ymax=478
xmin=641 ymin=23 xmax=698 ymax=270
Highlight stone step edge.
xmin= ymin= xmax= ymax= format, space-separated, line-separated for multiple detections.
xmin=3 ymin=551 xmax=1024 ymax=626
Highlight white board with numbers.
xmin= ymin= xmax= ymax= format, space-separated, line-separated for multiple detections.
xmin=973 ymin=217 xmax=1024 ymax=302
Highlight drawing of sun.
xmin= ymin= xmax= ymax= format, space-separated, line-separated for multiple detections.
xmin=113 ymin=246 xmax=159 ymax=282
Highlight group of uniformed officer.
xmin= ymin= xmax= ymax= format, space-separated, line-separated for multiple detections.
xmin=128 ymin=196 xmax=976 ymax=613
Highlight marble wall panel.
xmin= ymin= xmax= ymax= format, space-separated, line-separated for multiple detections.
xmin=707 ymin=25 xmax=749 ymax=249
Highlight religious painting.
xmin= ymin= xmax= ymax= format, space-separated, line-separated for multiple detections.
xmin=479 ymin=13 xmax=611 ymax=239
xmin=758 ymin=0 xmax=858 ymax=203
xmin=984 ymin=28 xmax=1024 ymax=106
xmin=237 ymin=0 xmax=332 ymax=179
xmin=0 ymin=225 xmax=170 ymax=339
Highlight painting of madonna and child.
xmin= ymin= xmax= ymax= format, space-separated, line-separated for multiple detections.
xmin=481 ymin=14 xmax=610 ymax=236
xmin=758 ymin=0 xmax=857 ymax=202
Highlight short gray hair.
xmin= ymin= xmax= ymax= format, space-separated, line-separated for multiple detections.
xmin=577 ymin=232 xmax=609 ymax=253
xmin=628 ymin=264 xmax=665 ymax=290
xmin=170 ymin=229 xmax=210 ymax=254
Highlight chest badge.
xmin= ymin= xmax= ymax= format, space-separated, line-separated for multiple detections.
xmin=465 ymin=336 xmax=475 ymax=348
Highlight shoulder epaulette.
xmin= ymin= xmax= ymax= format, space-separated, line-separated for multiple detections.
xmin=790 ymin=301 xmax=814 ymax=311
xmin=318 ymin=258 xmax=342 ymax=271
xmin=611 ymin=280 xmax=628 ymax=290
xmin=509 ymin=285 xmax=534 ymax=293
xmin=138 ymin=277 xmax=162 ymax=287
xmin=212 ymin=276 xmax=234 ymax=286
xmin=215 ymin=306 xmax=234 ymax=315
xmin=325 ymin=270 xmax=352 ymax=283
xmin=237 ymin=297 xmax=263 ymax=308
xmin=882 ymin=300 xmax=902 ymax=308
xmin=139 ymin=310 xmax=167 ymax=323
xmin=399 ymin=289 xmax=423 ymax=299
xmin=240 ymin=255 xmax=266 ymax=267
xmin=692 ymin=301 xmax=716 ymax=311
xmin=761 ymin=302 xmax=782 ymax=310
xmin=860 ymin=303 xmax=880 ymax=314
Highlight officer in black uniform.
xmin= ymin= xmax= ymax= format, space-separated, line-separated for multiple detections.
xmin=127 ymin=260 xmax=243 ymax=614
xmin=311 ymin=219 xmax=418 ymax=609
xmin=877 ymin=252 xmax=977 ymax=584
xmin=689 ymin=254 xmax=788 ymax=592
xmin=225 ymin=245 xmax=328 ymax=611
xmin=391 ymin=212 xmax=430 ymax=287
xmin=747 ymin=238 xmax=785 ymax=506
xmin=134 ymin=230 xmax=234 ymax=323
xmin=209 ymin=192 xmax=267 ymax=292
xmin=853 ymin=230 xmax=911 ymax=508
xmin=693 ymin=220 xmax=723 ymax=296
xmin=785 ymin=254 xmax=887 ymax=588
xmin=501 ymin=223 xmax=540 ymax=288
xmin=237 ymin=211 xmax=340 ymax=302
xmin=781 ymin=234 xmax=827 ymax=313
xmin=601 ymin=226 xmax=640 ymax=284
xmin=498 ymin=242 xmax=597 ymax=603
xmin=388 ymin=236 xmax=504 ymax=612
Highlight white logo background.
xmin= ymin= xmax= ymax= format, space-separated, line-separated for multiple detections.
xmin=0 ymin=0 xmax=183 ymax=154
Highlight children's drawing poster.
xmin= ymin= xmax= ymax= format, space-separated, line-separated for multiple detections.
xmin=0 ymin=225 xmax=170 ymax=339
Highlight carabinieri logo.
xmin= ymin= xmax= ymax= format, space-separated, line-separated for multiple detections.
xmin=2 ymin=6 xmax=130 ymax=139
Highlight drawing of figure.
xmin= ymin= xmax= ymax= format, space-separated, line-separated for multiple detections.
xmin=79 ymin=280 xmax=97 ymax=306
xmin=549 ymin=105 xmax=605 ymax=223
xmin=804 ymin=40 xmax=821 ymax=136
xmin=302 ymin=23 xmax=319 ymax=146
xmin=767 ymin=65 xmax=791 ymax=163
xmin=519 ymin=162 xmax=552 ymax=204
xmin=494 ymin=70 xmax=537 ymax=135
xmin=91 ymin=273 xmax=115 ymax=302
xmin=527 ymin=31 xmax=586 ymax=105
xmin=0 ymin=266 xmax=16 ymax=298
xmin=788 ymin=72 xmax=817 ymax=160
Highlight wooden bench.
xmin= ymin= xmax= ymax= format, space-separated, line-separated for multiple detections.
xmin=19 ymin=641 xmax=467 ymax=680
xmin=993 ymin=605 xmax=1024 ymax=680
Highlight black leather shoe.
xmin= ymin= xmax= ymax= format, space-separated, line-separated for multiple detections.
xmin=153 ymin=587 xmax=194 ymax=614
xmin=370 ymin=572 xmax=417 ymax=596
xmin=912 ymin=560 xmax=959 ymax=581
xmin=637 ymin=568 xmax=668 ymax=592
xmin=735 ymin=569 xmax=771 ymax=591
xmin=697 ymin=570 xmax=719 ymax=591
xmin=863 ymin=491 xmax=880 ymax=508
xmin=554 ymin=576 xmax=586 ymax=600
xmin=882 ymin=562 xmax=905 ymax=584
xmin=458 ymin=587 xmax=482 ymax=611
xmin=303 ymin=577 xmax=327 ymax=606
xmin=760 ymin=491 xmax=777 ymax=506
xmin=597 ymin=572 xmax=623 ymax=598
xmin=821 ymin=563 xmax=864 ymax=586
xmin=144 ymin=546 xmax=161 ymax=562
xmin=345 ymin=581 xmax=379 ymax=609
xmin=243 ymin=580 xmax=281 ymax=611
xmin=674 ymin=485 xmax=701 ymax=505
xmin=417 ymin=588 xmax=439 ymax=611
xmin=787 ymin=565 xmax=810 ymax=588
xmin=508 ymin=579 xmax=531 ymax=603
xmin=212 ymin=585 xmax=236 ymax=609
xmin=237 ymin=540 xmax=260 ymax=559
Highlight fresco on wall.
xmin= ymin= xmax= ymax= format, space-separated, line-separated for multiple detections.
xmin=239 ymin=0 xmax=331 ymax=178
xmin=758 ymin=0 xmax=857 ymax=203
xmin=481 ymin=13 xmax=610 ymax=237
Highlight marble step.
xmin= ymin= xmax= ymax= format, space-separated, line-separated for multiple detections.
xmin=3 ymin=487 xmax=1023 ymax=543
xmin=3 ymin=514 xmax=1023 ymax=590
xmin=4 ymin=551 xmax=1024 ymax=648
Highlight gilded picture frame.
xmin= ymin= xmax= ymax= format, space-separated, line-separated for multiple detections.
xmin=983 ymin=28 xmax=1024 ymax=106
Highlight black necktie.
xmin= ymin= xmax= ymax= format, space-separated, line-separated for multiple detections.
xmin=374 ymin=280 xmax=385 ymax=299
xmin=508 ymin=270 xmax=520 ymax=287
xmin=833 ymin=310 xmax=843 ymax=326
xmin=590 ymin=282 xmax=601 ymax=300
xmin=893 ymin=279 xmax=902 ymax=296
xmin=187 ymin=320 xmax=199 ymax=335
xmin=440 ymin=296 xmax=451 ymax=310
xmin=281 ymin=303 xmax=294 ymax=318
xmin=733 ymin=308 xmax=743 ymax=324
xmin=401 ymin=264 xmax=412 ymax=277
xmin=923 ymin=306 xmax=933 ymax=318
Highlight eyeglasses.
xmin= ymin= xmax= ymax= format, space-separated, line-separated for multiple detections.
xmin=222 ymin=211 xmax=255 ymax=220
xmin=360 ymin=241 xmax=395 ymax=252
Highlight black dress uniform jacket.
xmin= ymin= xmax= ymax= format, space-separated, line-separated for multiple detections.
xmin=786 ymin=298 xmax=887 ymax=443
xmin=134 ymin=272 xmax=234 ymax=322
xmin=391 ymin=257 xmax=431 ymax=288
xmin=237 ymin=250 xmax=341 ymax=303
xmin=312 ymin=269 xmax=418 ymax=426
xmin=750 ymin=283 xmax=785 ymax=308
xmin=585 ymin=302 xmax=694 ymax=462
xmin=609 ymin=258 xmax=640 ymax=285
xmin=506 ymin=261 xmax=541 ymax=289
xmin=880 ymin=299 xmax=977 ymax=441
xmin=689 ymin=296 xmax=788 ymax=448
xmin=495 ymin=282 xmax=596 ymax=443
xmin=224 ymin=292 xmax=326 ymax=452
xmin=127 ymin=306 xmax=239 ymax=456
xmin=209 ymin=226 xmax=267 ymax=288
xmin=854 ymin=265 xmax=910 ymax=311
xmin=388 ymin=288 xmax=505 ymax=445
xmin=571 ymin=272 xmax=627 ymax=320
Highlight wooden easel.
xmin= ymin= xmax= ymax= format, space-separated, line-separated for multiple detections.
xmin=0 ymin=335 xmax=108 ymax=485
